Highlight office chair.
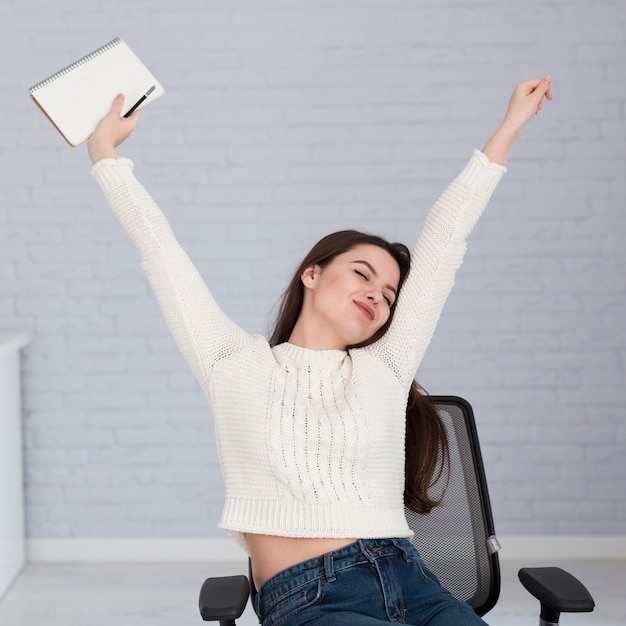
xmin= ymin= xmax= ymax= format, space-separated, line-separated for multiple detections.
xmin=198 ymin=396 xmax=595 ymax=625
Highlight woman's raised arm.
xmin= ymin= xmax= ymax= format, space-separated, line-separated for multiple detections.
xmin=86 ymin=95 xmax=256 ymax=390
xmin=366 ymin=77 xmax=554 ymax=387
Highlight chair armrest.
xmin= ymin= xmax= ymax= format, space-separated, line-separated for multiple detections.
xmin=199 ymin=575 xmax=250 ymax=623
xmin=518 ymin=567 xmax=594 ymax=624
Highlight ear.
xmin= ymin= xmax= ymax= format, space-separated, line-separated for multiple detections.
xmin=300 ymin=265 xmax=319 ymax=289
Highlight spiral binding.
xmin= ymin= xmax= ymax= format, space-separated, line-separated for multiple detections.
xmin=28 ymin=38 xmax=122 ymax=93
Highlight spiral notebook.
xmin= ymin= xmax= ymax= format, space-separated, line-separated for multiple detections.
xmin=29 ymin=38 xmax=165 ymax=147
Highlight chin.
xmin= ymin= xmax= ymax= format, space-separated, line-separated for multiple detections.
xmin=339 ymin=319 xmax=383 ymax=349
xmin=345 ymin=330 xmax=379 ymax=349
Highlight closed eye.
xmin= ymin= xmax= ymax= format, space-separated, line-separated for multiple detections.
xmin=355 ymin=270 xmax=393 ymax=306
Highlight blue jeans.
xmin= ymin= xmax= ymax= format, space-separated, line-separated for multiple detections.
xmin=253 ymin=538 xmax=489 ymax=625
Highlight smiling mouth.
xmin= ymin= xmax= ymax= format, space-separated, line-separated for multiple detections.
xmin=354 ymin=300 xmax=375 ymax=321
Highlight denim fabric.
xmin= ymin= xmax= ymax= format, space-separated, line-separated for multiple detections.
xmin=253 ymin=538 xmax=489 ymax=625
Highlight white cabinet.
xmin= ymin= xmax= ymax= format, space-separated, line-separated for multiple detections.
xmin=0 ymin=330 xmax=31 ymax=599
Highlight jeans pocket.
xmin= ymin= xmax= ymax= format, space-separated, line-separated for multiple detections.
xmin=412 ymin=554 xmax=440 ymax=585
xmin=261 ymin=577 xmax=326 ymax=626
xmin=395 ymin=539 xmax=441 ymax=586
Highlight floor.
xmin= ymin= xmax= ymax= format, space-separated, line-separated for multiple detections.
xmin=0 ymin=559 xmax=624 ymax=625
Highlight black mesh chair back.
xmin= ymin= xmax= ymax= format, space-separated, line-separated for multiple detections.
xmin=404 ymin=396 xmax=501 ymax=617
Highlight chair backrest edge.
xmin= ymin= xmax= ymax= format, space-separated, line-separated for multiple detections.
xmin=430 ymin=395 xmax=501 ymax=616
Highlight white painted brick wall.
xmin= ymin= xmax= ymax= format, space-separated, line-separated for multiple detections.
xmin=1 ymin=0 xmax=624 ymax=539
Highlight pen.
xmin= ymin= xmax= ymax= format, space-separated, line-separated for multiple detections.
xmin=123 ymin=85 xmax=156 ymax=118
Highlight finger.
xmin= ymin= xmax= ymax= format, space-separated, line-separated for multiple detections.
xmin=532 ymin=76 xmax=552 ymax=98
xmin=516 ymin=78 xmax=543 ymax=97
xmin=528 ymin=77 xmax=551 ymax=115
xmin=110 ymin=93 xmax=126 ymax=116
xmin=519 ymin=76 xmax=549 ymax=99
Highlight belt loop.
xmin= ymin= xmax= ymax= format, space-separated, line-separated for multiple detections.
xmin=391 ymin=537 xmax=411 ymax=561
xmin=324 ymin=552 xmax=336 ymax=582
xmin=358 ymin=539 xmax=376 ymax=564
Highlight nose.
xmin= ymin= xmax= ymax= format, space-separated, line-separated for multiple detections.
xmin=366 ymin=290 xmax=382 ymax=304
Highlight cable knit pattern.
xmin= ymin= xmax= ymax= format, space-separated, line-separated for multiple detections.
xmin=91 ymin=150 xmax=506 ymax=552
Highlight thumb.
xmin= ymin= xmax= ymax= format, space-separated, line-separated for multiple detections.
xmin=110 ymin=93 xmax=126 ymax=117
xmin=531 ymin=76 xmax=553 ymax=115
xmin=531 ymin=76 xmax=552 ymax=102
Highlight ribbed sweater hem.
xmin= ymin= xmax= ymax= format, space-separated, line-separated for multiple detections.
xmin=218 ymin=496 xmax=413 ymax=554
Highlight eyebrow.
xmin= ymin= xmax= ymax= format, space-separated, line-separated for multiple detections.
xmin=352 ymin=260 xmax=398 ymax=298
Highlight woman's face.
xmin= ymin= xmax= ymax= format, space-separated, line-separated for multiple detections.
xmin=299 ymin=243 xmax=401 ymax=350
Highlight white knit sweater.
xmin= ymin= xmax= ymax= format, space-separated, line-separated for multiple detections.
xmin=91 ymin=150 xmax=506 ymax=552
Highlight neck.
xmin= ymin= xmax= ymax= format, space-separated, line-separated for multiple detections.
xmin=288 ymin=315 xmax=346 ymax=352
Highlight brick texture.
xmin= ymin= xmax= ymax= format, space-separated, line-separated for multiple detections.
xmin=1 ymin=0 xmax=624 ymax=538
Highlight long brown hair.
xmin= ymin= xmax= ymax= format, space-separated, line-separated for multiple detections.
xmin=269 ymin=230 xmax=449 ymax=514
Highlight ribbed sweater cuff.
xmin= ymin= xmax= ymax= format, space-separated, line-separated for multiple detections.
xmin=91 ymin=157 xmax=135 ymax=190
xmin=459 ymin=149 xmax=508 ymax=198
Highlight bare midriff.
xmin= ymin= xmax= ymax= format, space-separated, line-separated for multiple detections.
xmin=245 ymin=533 xmax=358 ymax=590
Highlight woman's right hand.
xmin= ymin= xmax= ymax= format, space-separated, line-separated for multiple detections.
xmin=87 ymin=93 xmax=141 ymax=164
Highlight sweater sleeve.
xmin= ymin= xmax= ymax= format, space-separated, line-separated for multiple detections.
xmin=364 ymin=149 xmax=507 ymax=390
xmin=91 ymin=157 xmax=253 ymax=389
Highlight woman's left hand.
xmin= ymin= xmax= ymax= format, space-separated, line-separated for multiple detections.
xmin=502 ymin=76 xmax=553 ymax=134
xmin=482 ymin=76 xmax=554 ymax=166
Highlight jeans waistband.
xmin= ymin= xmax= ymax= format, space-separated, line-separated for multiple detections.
xmin=257 ymin=537 xmax=414 ymax=606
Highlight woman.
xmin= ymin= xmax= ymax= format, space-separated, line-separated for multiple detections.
xmin=87 ymin=77 xmax=553 ymax=625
